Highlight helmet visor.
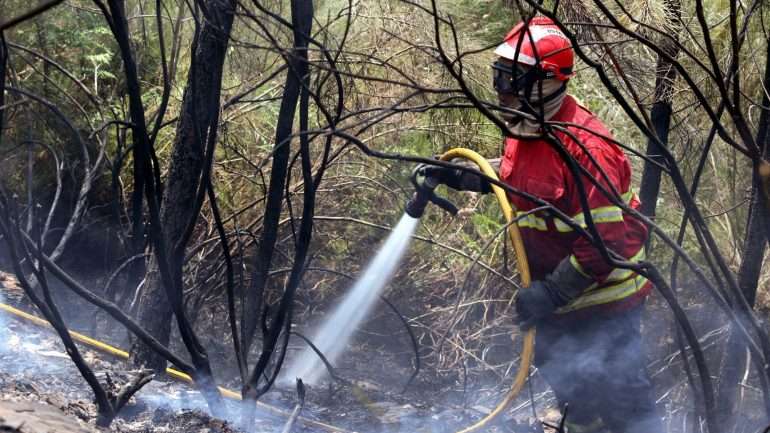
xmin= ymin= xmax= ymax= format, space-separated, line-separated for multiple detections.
xmin=492 ymin=61 xmax=540 ymax=95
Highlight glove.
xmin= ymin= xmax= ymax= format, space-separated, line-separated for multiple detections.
xmin=416 ymin=162 xmax=492 ymax=193
xmin=515 ymin=257 xmax=594 ymax=329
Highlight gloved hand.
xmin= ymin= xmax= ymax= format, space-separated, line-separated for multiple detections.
xmin=515 ymin=257 xmax=594 ymax=329
xmin=515 ymin=279 xmax=560 ymax=330
xmin=415 ymin=162 xmax=492 ymax=194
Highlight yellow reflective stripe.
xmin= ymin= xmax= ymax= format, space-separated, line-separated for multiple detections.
xmin=568 ymin=247 xmax=646 ymax=293
xmin=600 ymin=247 xmax=646 ymax=285
xmin=569 ymin=254 xmax=591 ymax=278
xmin=516 ymin=213 xmax=548 ymax=231
xmin=586 ymin=205 xmax=624 ymax=224
xmin=600 ymin=268 xmax=634 ymax=286
xmin=554 ymin=218 xmax=574 ymax=232
xmin=555 ymin=205 xmax=624 ymax=232
xmin=555 ymin=273 xmax=648 ymax=313
xmin=554 ymin=190 xmax=635 ymax=233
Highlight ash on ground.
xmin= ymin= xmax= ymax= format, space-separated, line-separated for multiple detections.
xmin=0 ymin=317 xmax=539 ymax=433
xmin=1 ymin=319 xmax=268 ymax=433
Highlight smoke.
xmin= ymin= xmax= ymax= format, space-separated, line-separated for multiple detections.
xmin=531 ymin=309 xmax=665 ymax=433
xmin=135 ymin=382 xmax=215 ymax=414
xmin=0 ymin=307 xmax=239 ymax=425
xmin=0 ymin=293 xmax=7 ymax=352
xmin=0 ymin=292 xmax=17 ymax=367
xmin=0 ymin=289 xmax=626 ymax=433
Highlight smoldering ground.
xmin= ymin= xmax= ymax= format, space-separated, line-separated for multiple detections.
xmin=0 ymin=292 xmax=543 ymax=433
xmin=0 ymin=309 xmax=259 ymax=432
xmin=0 ymin=267 xmax=751 ymax=433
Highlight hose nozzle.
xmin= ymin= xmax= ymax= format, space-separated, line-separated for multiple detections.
xmin=405 ymin=191 xmax=430 ymax=218
xmin=405 ymin=165 xmax=458 ymax=218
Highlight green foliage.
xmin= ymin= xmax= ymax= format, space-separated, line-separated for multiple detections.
xmin=470 ymin=208 xmax=503 ymax=238
xmin=450 ymin=0 xmax=519 ymax=45
xmin=396 ymin=130 xmax=434 ymax=155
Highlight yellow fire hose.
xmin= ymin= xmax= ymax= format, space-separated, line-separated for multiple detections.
xmin=0 ymin=302 xmax=350 ymax=433
xmin=440 ymin=148 xmax=536 ymax=433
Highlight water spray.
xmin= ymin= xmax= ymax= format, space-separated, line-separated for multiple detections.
xmin=283 ymin=164 xmax=460 ymax=386
xmin=282 ymin=213 xmax=419 ymax=385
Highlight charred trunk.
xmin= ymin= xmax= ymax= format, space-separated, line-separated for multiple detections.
xmin=240 ymin=0 xmax=313 ymax=359
xmin=0 ymin=35 xmax=6 ymax=150
xmin=716 ymin=36 xmax=770 ymax=430
xmin=130 ymin=0 xmax=235 ymax=372
xmin=240 ymin=1 xmax=314 ymax=429
xmin=639 ymin=47 xmax=678 ymax=219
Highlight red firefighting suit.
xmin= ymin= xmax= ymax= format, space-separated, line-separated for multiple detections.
xmin=501 ymin=95 xmax=661 ymax=433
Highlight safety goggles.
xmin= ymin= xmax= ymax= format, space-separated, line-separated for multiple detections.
xmin=491 ymin=61 xmax=545 ymax=95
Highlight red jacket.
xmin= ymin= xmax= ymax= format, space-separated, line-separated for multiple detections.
xmin=499 ymin=95 xmax=651 ymax=315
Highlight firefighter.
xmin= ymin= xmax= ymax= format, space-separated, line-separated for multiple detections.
xmin=418 ymin=16 xmax=663 ymax=433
